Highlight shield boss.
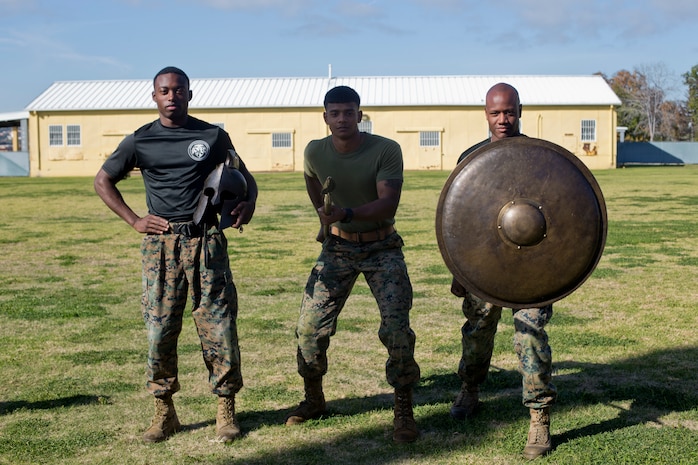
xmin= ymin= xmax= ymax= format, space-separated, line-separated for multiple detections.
xmin=436 ymin=137 xmax=607 ymax=308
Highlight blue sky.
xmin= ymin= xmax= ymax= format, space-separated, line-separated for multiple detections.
xmin=1 ymin=0 xmax=697 ymax=113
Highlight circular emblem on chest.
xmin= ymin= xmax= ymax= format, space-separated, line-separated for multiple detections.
xmin=188 ymin=140 xmax=210 ymax=161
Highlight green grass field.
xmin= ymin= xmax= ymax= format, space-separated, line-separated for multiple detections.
xmin=0 ymin=166 xmax=697 ymax=465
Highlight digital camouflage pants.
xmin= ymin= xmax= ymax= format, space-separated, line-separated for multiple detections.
xmin=458 ymin=290 xmax=557 ymax=409
xmin=140 ymin=227 xmax=242 ymax=398
xmin=295 ymin=233 xmax=420 ymax=390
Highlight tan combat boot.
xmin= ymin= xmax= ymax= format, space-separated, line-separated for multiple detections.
xmin=285 ymin=377 xmax=326 ymax=426
xmin=393 ymin=387 xmax=419 ymax=443
xmin=143 ymin=395 xmax=181 ymax=443
xmin=450 ymin=382 xmax=480 ymax=421
xmin=523 ymin=407 xmax=552 ymax=460
xmin=216 ymin=395 xmax=242 ymax=442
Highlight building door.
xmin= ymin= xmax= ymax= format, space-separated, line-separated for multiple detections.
xmin=562 ymin=133 xmax=577 ymax=156
xmin=419 ymin=130 xmax=442 ymax=170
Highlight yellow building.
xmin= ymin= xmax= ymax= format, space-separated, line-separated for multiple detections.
xmin=23 ymin=74 xmax=620 ymax=176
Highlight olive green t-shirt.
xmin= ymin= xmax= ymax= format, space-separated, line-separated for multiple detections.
xmin=304 ymin=133 xmax=403 ymax=233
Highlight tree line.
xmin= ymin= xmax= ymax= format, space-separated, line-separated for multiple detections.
xmin=598 ymin=63 xmax=698 ymax=142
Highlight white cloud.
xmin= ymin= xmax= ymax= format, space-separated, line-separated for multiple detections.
xmin=2 ymin=28 xmax=128 ymax=71
xmin=194 ymin=0 xmax=314 ymax=14
xmin=0 ymin=0 xmax=33 ymax=8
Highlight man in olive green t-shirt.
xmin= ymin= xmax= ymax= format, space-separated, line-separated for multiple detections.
xmin=284 ymin=86 xmax=421 ymax=444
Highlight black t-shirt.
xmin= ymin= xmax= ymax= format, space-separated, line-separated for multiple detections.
xmin=457 ymin=138 xmax=490 ymax=164
xmin=102 ymin=117 xmax=233 ymax=222
xmin=456 ymin=134 xmax=527 ymax=165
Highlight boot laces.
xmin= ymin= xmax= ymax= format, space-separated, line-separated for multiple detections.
xmin=219 ymin=397 xmax=235 ymax=424
xmin=395 ymin=391 xmax=412 ymax=419
xmin=528 ymin=410 xmax=550 ymax=444
xmin=154 ymin=399 xmax=171 ymax=421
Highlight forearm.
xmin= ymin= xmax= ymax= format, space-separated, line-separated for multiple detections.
xmin=304 ymin=174 xmax=323 ymax=210
xmin=93 ymin=169 xmax=139 ymax=227
xmin=351 ymin=178 xmax=401 ymax=222
xmin=349 ymin=197 xmax=398 ymax=223
xmin=239 ymin=159 xmax=258 ymax=204
xmin=315 ymin=178 xmax=402 ymax=225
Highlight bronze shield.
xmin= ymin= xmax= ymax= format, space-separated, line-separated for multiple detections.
xmin=435 ymin=137 xmax=607 ymax=308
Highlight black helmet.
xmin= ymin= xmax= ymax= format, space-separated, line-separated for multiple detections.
xmin=193 ymin=150 xmax=248 ymax=229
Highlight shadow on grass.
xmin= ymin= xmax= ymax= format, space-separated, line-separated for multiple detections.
xmin=0 ymin=394 xmax=104 ymax=415
xmin=552 ymin=346 xmax=698 ymax=448
xmin=3 ymin=347 xmax=696 ymax=464
xmin=207 ymin=346 xmax=698 ymax=464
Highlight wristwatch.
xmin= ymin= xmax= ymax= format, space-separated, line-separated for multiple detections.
xmin=341 ymin=208 xmax=354 ymax=223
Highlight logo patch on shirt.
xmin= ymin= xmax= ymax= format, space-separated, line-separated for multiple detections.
xmin=188 ymin=140 xmax=210 ymax=161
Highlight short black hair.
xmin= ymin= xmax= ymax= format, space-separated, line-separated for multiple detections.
xmin=153 ymin=66 xmax=190 ymax=87
xmin=324 ymin=86 xmax=360 ymax=108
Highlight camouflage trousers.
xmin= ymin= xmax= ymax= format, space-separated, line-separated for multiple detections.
xmin=295 ymin=232 xmax=420 ymax=390
xmin=458 ymin=290 xmax=556 ymax=409
xmin=140 ymin=227 xmax=242 ymax=398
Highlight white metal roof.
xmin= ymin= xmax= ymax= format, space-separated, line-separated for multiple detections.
xmin=0 ymin=111 xmax=30 ymax=122
xmin=25 ymin=75 xmax=621 ymax=111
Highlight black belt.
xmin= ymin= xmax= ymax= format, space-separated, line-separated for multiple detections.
xmin=166 ymin=221 xmax=204 ymax=237
xmin=159 ymin=220 xmax=219 ymax=268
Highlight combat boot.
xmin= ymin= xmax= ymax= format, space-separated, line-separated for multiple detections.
xmin=393 ymin=387 xmax=419 ymax=443
xmin=450 ymin=382 xmax=480 ymax=420
xmin=216 ymin=395 xmax=242 ymax=442
xmin=143 ymin=395 xmax=181 ymax=443
xmin=523 ymin=407 xmax=552 ymax=460
xmin=285 ymin=377 xmax=326 ymax=425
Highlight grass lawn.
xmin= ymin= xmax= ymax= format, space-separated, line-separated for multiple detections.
xmin=0 ymin=166 xmax=697 ymax=464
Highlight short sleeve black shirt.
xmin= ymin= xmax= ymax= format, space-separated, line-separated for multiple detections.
xmin=457 ymin=138 xmax=491 ymax=164
xmin=456 ymin=134 xmax=528 ymax=165
xmin=101 ymin=117 xmax=233 ymax=222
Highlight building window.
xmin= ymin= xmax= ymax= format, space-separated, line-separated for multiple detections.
xmin=49 ymin=125 xmax=63 ymax=146
xmin=358 ymin=120 xmax=373 ymax=134
xmin=66 ymin=125 xmax=81 ymax=146
xmin=420 ymin=131 xmax=440 ymax=147
xmin=581 ymin=120 xmax=596 ymax=142
xmin=272 ymin=132 xmax=292 ymax=148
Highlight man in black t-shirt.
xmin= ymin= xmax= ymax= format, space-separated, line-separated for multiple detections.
xmin=449 ymin=83 xmax=556 ymax=460
xmin=94 ymin=66 xmax=257 ymax=444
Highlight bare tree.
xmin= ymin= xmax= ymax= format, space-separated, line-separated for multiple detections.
xmin=657 ymin=99 xmax=691 ymax=141
xmin=636 ymin=63 xmax=677 ymax=141
xmin=609 ymin=63 xmax=677 ymax=141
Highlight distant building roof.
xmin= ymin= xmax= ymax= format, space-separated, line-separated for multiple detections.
xmin=25 ymin=75 xmax=621 ymax=112
xmin=0 ymin=111 xmax=30 ymax=123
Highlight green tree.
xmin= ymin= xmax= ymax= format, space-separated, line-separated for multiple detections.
xmin=682 ymin=65 xmax=698 ymax=141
